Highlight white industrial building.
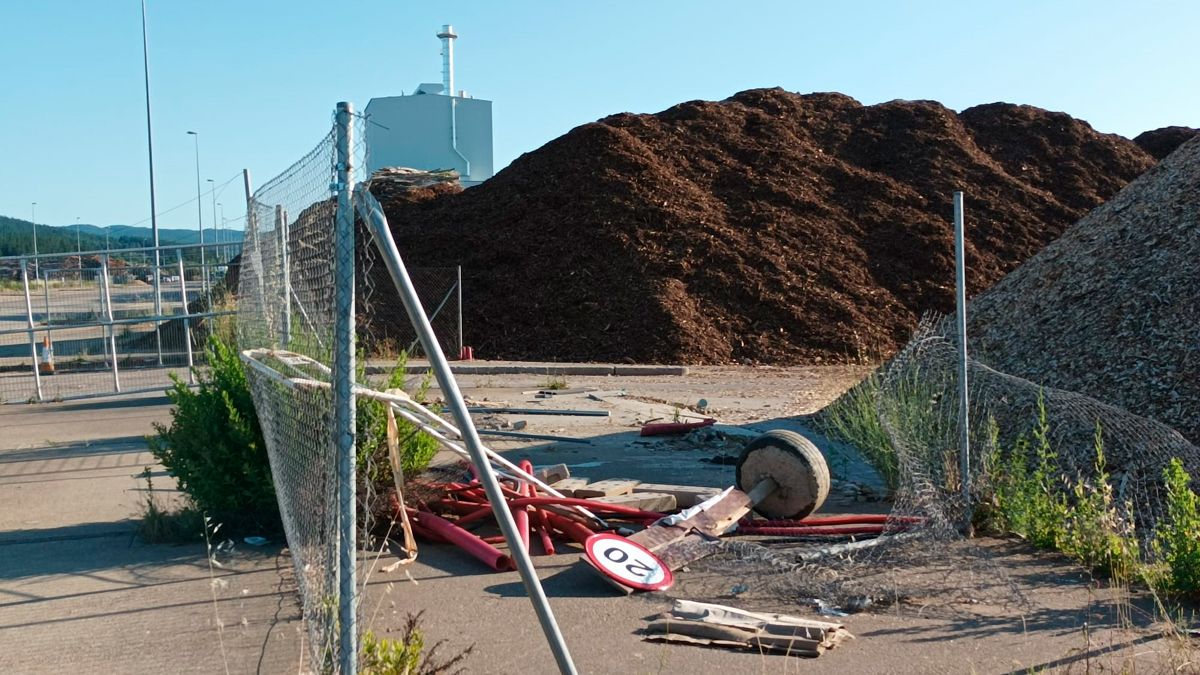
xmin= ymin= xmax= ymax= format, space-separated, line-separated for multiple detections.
xmin=365 ymin=25 xmax=494 ymax=186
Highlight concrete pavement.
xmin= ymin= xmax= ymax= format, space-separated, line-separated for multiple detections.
xmin=0 ymin=393 xmax=304 ymax=674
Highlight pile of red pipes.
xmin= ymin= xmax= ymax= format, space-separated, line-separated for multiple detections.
xmin=402 ymin=461 xmax=664 ymax=571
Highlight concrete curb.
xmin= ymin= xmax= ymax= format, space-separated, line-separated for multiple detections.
xmin=364 ymin=361 xmax=689 ymax=377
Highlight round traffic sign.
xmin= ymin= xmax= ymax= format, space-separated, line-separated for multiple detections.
xmin=584 ymin=533 xmax=673 ymax=592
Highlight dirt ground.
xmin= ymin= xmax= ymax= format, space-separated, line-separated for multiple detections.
xmin=363 ymin=365 xmax=1196 ymax=675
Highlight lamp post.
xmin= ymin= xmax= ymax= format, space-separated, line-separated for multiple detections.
xmin=30 ymin=202 xmax=38 ymax=278
xmin=187 ymin=130 xmax=206 ymax=296
xmin=142 ymin=0 xmax=163 ymax=366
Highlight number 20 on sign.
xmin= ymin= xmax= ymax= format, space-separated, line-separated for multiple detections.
xmin=584 ymin=533 xmax=674 ymax=591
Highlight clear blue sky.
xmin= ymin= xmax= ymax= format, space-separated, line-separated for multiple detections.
xmin=3 ymin=0 xmax=1197 ymax=230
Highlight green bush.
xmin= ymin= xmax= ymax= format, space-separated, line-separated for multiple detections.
xmin=815 ymin=372 xmax=899 ymax=491
xmin=361 ymin=612 xmax=472 ymax=675
xmin=148 ymin=336 xmax=279 ymax=531
xmin=1153 ymin=458 xmax=1200 ymax=597
xmin=356 ymin=352 xmax=440 ymax=485
xmin=986 ymin=395 xmax=1140 ymax=581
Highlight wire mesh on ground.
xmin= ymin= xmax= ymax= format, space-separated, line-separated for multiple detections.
xmin=0 ymin=243 xmax=238 ymax=403
xmin=690 ymin=318 xmax=1200 ymax=614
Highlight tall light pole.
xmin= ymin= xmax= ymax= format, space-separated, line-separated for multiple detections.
xmin=30 ymin=202 xmax=38 ymax=277
xmin=142 ymin=0 xmax=163 ymax=365
xmin=187 ymin=131 xmax=207 ymax=298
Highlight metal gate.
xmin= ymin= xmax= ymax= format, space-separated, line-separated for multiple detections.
xmin=0 ymin=242 xmax=239 ymax=403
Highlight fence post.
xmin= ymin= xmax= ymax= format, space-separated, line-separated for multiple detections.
xmin=278 ymin=206 xmax=292 ymax=348
xmin=333 ymin=101 xmax=358 ymax=675
xmin=20 ymin=259 xmax=44 ymax=402
xmin=360 ymin=194 xmax=578 ymax=675
xmin=101 ymin=255 xmax=121 ymax=392
xmin=456 ymin=265 xmax=463 ymax=355
xmin=953 ymin=191 xmax=970 ymax=513
xmin=176 ymin=250 xmax=196 ymax=385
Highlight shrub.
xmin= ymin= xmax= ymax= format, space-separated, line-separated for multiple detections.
xmin=815 ymin=372 xmax=898 ymax=491
xmin=148 ymin=336 xmax=279 ymax=531
xmin=361 ymin=612 xmax=472 ymax=675
xmin=1153 ymin=458 xmax=1200 ymax=597
xmin=356 ymin=352 xmax=440 ymax=485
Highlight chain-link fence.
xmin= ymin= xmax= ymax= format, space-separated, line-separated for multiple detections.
xmin=0 ymin=242 xmax=238 ymax=403
xmin=690 ymin=316 xmax=1200 ymax=615
xmin=237 ymin=121 xmax=346 ymax=670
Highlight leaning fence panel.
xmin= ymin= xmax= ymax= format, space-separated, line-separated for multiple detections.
xmin=235 ymin=126 xmax=348 ymax=670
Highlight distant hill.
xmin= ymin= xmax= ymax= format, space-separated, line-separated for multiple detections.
xmin=0 ymin=216 xmax=241 ymax=257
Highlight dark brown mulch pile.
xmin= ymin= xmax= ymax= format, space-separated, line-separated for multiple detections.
xmin=372 ymin=88 xmax=1156 ymax=365
xmin=1133 ymin=126 xmax=1199 ymax=160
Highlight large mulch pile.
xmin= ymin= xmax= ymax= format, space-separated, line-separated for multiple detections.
xmin=968 ymin=136 xmax=1200 ymax=445
xmin=1133 ymin=126 xmax=1198 ymax=160
xmin=373 ymin=88 xmax=1158 ymax=365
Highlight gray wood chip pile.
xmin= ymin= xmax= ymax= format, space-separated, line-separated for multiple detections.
xmin=968 ymin=136 xmax=1200 ymax=445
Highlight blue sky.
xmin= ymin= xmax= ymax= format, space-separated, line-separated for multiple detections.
xmin=2 ymin=0 xmax=1197 ymax=230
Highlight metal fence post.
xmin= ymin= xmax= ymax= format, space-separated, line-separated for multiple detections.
xmin=953 ymin=191 xmax=971 ymax=513
xmin=276 ymin=205 xmax=292 ymax=348
xmin=456 ymin=265 xmax=463 ymax=355
xmin=360 ymin=194 xmax=578 ymax=675
xmin=333 ymin=101 xmax=358 ymax=675
xmin=20 ymin=259 xmax=44 ymax=402
xmin=177 ymin=250 xmax=196 ymax=385
xmin=101 ymin=255 xmax=121 ymax=392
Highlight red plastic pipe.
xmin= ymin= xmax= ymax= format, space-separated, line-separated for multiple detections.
xmin=735 ymin=525 xmax=886 ymax=536
xmin=545 ymin=512 xmax=598 ymax=545
xmin=640 ymin=418 xmax=716 ymax=437
xmin=535 ymin=510 xmax=556 ymax=556
xmin=504 ymin=496 xmax=663 ymax=520
xmin=408 ymin=509 xmax=513 ymax=571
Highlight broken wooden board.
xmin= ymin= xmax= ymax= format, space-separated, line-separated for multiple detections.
xmin=632 ymin=483 xmax=723 ymax=509
xmin=593 ymin=492 xmax=677 ymax=512
xmin=574 ymin=479 xmax=640 ymax=498
xmin=549 ymin=477 xmax=589 ymax=497
xmin=640 ymin=600 xmax=853 ymax=657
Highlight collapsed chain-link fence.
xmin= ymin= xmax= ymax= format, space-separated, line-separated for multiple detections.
xmin=690 ymin=317 xmax=1200 ymax=615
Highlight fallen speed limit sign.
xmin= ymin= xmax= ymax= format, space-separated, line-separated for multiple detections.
xmin=584 ymin=533 xmax=673 ymax=591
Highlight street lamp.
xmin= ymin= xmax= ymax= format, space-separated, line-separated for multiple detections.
xmin=216 ymin=202 xmax=223 ymax=263
xmin=186 ymin=131 xmax=206 ymax=274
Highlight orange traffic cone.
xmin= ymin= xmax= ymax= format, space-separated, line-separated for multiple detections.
xmin=38 ymin=336 xmax=55 ymax=375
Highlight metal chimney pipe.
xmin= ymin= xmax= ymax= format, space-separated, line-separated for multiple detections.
xmin=437 ymin=24 xmax=457 ymax=97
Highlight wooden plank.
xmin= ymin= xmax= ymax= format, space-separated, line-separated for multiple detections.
xmin=593 ymin=492 xmax=677 ymax=512
xmin=574 ymin=479 xmax=640 ymax=498
xmin=549 ymin=477 xmax=589 ymax=497
xmin=626 ymin=523 xmax=690 ymax=553
xmin=632 ymin=483 xmax=723 ymax=508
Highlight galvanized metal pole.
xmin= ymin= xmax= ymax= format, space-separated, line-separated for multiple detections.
xmin=177 ymin=250 xmax=196 ymax=385
xmin=360 ymin=194 xmax=578 ymax=675
xmin=456 ymin=265 xmax=463 ymax=355
xmin=953 ymin=192 xmax=971 ymax=511
xmin=100 ymin=255 xmax=121 ymax=392
xmin=142 ymin=0 xmax=163 ymax=367
xmin=21 ymin=259 xmax=44 ymax=402
xmin=333 ymin=102 xmax=358 ymax=675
